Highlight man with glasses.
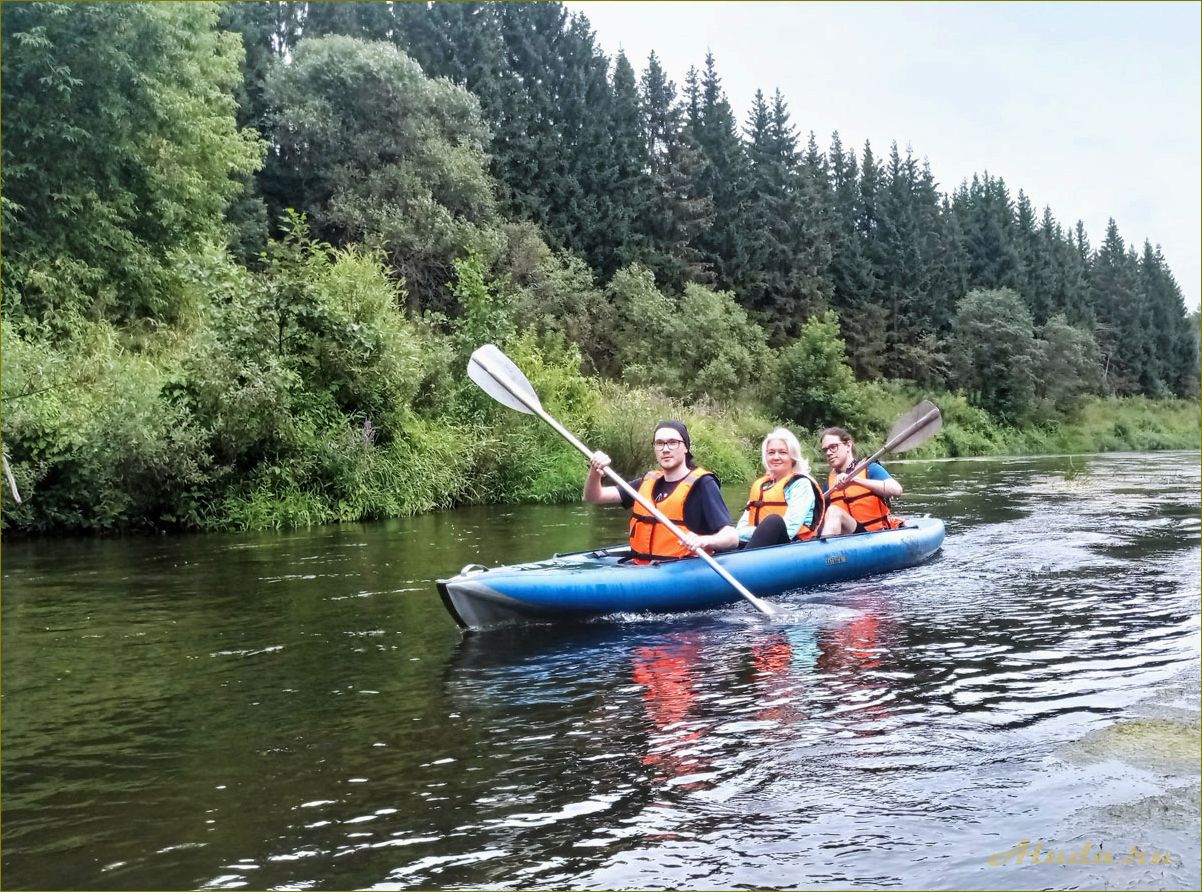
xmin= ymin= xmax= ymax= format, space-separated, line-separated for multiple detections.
xmin=583 ymin=420 xmax=738 ymax=562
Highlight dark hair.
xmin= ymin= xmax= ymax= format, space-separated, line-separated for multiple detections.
xmin=655 ymin=419 xmax=696 ymax=469
xmin=819 ymin=426 xmax=853 ymax=445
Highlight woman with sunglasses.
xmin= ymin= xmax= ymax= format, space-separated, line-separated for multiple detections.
xmin=818 ymin=426 xmax=904 ymax=536
xmin=583 ymin=420 xmax=737 ymax=562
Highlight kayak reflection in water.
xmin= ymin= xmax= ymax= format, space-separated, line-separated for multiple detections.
xmin=817 ymin=593 xmax=898 ymax=735
xmin=631 ymin=635 xmax=712 ymax=787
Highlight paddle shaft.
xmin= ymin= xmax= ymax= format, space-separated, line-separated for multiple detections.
xmin=2 ymin=452 xmax=20 ymax=504
xmin=825 ymin=406 xmax=940 ymax=496
xmin=470 ymin=352 xmax=776 ymax=616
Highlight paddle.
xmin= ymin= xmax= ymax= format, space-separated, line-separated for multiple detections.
xmin=825 ymin=400 xmax=943 ymax=496
xmin=467 ymin=344 xmax=779 ymax=618
xmin=2 ymin=451 xmax=21 ymax=504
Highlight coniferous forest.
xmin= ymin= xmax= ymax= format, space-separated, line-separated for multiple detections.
xmin=2 ymin=1 xmax=1199 ymax=533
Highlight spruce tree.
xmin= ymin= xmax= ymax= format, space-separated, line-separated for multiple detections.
xmin=848 ymin=141 xmax=892 ymax=377
xmin=1139 ymin=241 xmax=1197 ymax=397
xmin=826 ymin=132 xmax=881 ymax=377
xmin=689 ymin=52 xmax=751 ymax=292
xmin=741 ymin=90 xmax=791 ymax=331
xmin=302 ymin=1 xmax=395 ymax=42
xmin=956 ymin=173 xmax=1022 ymax=291
xmin=1013 ymin=190 xmax=1052 ymax=322
xmin=1090 ymin=220 xmax=1147 ymax=394
xmin=597 ymin=50 xmax=654 ymax=275
xmin=639 ymin=52 xmax=713 ymax=287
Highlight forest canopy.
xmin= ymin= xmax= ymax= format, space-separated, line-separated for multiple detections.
xmin=2 ymin=1 xmax=1198 ymax=533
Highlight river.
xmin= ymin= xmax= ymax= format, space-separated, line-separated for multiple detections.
xmin=2 ymin=451 xmax=1198 ymax=890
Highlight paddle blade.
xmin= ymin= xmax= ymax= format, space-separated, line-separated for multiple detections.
xmin=884 ymin=400 xmax=943 ymax=453
xmin=467 ymin=344 xmax=542 ymax=415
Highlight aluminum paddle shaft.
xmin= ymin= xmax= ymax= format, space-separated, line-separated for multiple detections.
xmin=467 ymin=344 xmax=778 ymax=617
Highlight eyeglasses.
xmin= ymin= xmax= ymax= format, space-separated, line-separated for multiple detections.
xmin=820 ymin=443 xmax=844 ymax=453
xmin=653 ymin=438 xmax=685 ymax=450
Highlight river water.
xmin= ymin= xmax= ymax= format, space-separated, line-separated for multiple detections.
xmin=2 ymin=452 xmax=1199 ymax=891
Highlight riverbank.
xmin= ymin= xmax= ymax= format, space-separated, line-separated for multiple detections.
xmin=2 ymin=364 xmax=1197 ymax=535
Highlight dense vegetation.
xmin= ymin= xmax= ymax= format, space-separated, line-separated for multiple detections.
xmin=2 ymin=2 xmax=1198 ymax=534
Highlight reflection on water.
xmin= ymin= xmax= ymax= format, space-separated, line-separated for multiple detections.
xmin=2 ymin=452 xmax=1199 ymax=890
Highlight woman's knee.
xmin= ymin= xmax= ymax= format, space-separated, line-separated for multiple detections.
xmin=747 ymin=513 xmax=788 ymax=549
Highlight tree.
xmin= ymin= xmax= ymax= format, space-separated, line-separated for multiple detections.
xmin=639 ymin=52 xmax=713 ymax=288
xmin=950 ymin=288 xmax=1039 ymax=420
xmin=688 ymin=52 xmax=751 ymax=291
xmin=1012 ymin=190 xmax=1051 ymax=322
xmin=1139 ymin=241 xmax=1198 ymax=398
xmin=592 ymin=49 xmax=654 ymax=276
xmin=771 ymin=311 xmax=861 ymax=430
xmin=218 ymin=0 xmax=305 ymax=260
xmin=302 ymin=0 xmax=396 ymax=42
xmin=608 ymin=268 xmax=770 ymax=403
xmin=263 ymin=35 xmax=500 ymax=313
xmin=1090 ymin=219 xmax=1146 ymax=394
xmin=827 ymin=133 xmax=883 ymax=378
xmin=1035 ymin=314 xmax=1101 ymax=411
xmin=1 ymin=1 xmax=262 ymax=324
xmin=954 ymin=173 xmax=1022 ymax=292
xmin=741 ymin=91 xmax=829 ymax=339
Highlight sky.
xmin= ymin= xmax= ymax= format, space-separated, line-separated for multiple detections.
xmin=565 ymin=0 xmax=1201 ymax=311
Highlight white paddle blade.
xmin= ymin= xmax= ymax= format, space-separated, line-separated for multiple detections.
xmin=885 ymin=400 xmax=942 ymax=453
xmin=467 ymin=344 xmax=542 ymax=415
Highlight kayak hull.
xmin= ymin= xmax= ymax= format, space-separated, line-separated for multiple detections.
xmin=437 ymin=516 xmax=945 ymax=631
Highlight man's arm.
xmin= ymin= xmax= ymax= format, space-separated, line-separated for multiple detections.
xmin=583 ymin=451 xmax=624 ymax=505
xmin=683 ymin=475 xmax=738 ymax=553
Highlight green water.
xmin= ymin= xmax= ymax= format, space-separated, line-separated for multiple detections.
xmin=2 ymin=452 xmax=1199 ymax=890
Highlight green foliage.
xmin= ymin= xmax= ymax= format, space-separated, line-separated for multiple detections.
xmin=1035 ymin=314 xmax=1102 ymax=414
xmin=1 ymin=1 xmax=262 ymax=324
xmin=173 ymin=216 xmax=429 ymax=473
xmin=505 ymin=250 xmax=616 ymax=376
xmin=587 ymin=381 xmax=765 ymax=488
xmin=263 ymin=34 xmax=501 ymax=312
xmin=609 ymin=267 xmax=770 ymax=403
xmin=951 ymin=288 xmax=1040 ymax=421
xmin=3 ymin=3 xmax=1198 ymax=536
xmin=770 ymin=310 xmax=864 ymax=431
xmin=2 ymin=317 xmax=210 ymax=531
xmin=450 ymin=252 xmax=513 ymax=360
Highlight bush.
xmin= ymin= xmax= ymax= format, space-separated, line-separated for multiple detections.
xmin=771 ymin=310 xmax=865 ymax=431
xmin=950 ymin=288 xmax=1039 ymax=421
xmin=2 ymin=316 xmax=211 ymax=531
xmin=609 ymin=268 xmax=771 ymax=404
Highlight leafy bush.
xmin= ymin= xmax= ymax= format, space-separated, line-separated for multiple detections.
xmin=950 ymin=288 xmax=1039 ymax=421
xmin=1034 ymin=313 xmax=1102 ymax=414
xmin=770 ymin=310 xmax=865 ymax=431
xmin=609 ymin=267 xmax=770 ymax=403
xmin=2 ymin=316 xmax=211 ymax=531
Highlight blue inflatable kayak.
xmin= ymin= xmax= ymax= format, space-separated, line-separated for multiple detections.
xmin=438 ymin=516 xmax=945 ymax=631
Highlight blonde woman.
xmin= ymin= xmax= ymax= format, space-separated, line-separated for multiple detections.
xmin=735 ymin=427 xmax=825 ymax=549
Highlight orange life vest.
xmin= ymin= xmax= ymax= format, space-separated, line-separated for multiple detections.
xmin=628 ymin=467 xmax=713 ymax=561
xmin=826 ymin=465 xmax=901 ymax=532
xmin=743 ymin=473 xmax=826 ymax=541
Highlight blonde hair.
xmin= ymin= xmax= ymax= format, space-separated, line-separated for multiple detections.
xmin=761 ymin=427 xmax=810 ymax=476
